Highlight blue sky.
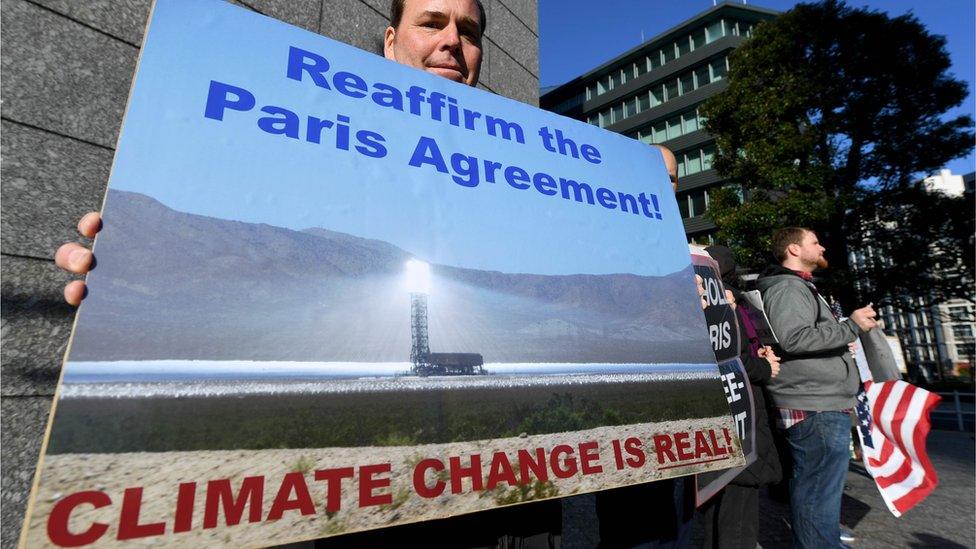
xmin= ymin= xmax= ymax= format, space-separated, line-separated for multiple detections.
xmin=540 ymin=0 xmax=975 ymax=176
xmin=107 ymin=0 xmax=690 ymax=278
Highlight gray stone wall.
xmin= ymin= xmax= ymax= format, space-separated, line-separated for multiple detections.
xmin=0 ymin=0 xmax=538 ymax=545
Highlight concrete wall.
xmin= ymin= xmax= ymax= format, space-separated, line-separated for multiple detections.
xmin=0 ymin=0 xmax=538 ymax=544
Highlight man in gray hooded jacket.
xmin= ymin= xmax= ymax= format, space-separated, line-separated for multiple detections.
xmin=756 ymin=227 xmax=876 ymax=549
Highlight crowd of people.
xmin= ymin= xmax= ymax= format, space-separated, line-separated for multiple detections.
xmin=52 ymin=1 xmax=878 ymax=547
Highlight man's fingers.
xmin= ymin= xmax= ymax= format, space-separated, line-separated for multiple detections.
xmin=63 ymin=280 xmax=88 ymax=307
xmin=55 ymin=243 xmax=93 ymax=274
xmin=77 ymin=212 xmax=102 ymax=238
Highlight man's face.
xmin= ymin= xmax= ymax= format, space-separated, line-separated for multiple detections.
xmin=794 ymin=230 xmax=828 ymax=270
xmin=384 ymin=0 xmax=483 ymax=87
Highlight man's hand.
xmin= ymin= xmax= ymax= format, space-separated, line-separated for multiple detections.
xmin=54 ymin=212 xmax=102 ymax=306
xmin=849 ymin=304 xmax=878 ymax=332
xmin=758 ymin=345 xmax=781 ymax=378
xmin=695 ymin=274 xmax=707 ymax=310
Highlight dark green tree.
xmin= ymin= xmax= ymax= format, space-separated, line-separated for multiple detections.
xmin=701 ymin=0 xmax=973 ymax=310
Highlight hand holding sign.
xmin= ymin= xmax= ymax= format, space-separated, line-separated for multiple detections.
xmin=850 ymin=303 xmax=878 ymax=332
xmin=54 ymin=212 xmax=102 ymax=306
xmin=758 ymin=346 xmax=780 ymax=378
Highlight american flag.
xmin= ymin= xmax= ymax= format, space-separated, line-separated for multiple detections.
xmin=855 ymin=379 xmax=941 ymax=516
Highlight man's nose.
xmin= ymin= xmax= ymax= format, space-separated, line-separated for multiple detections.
xmin=439 ymin=23 xmax=462 ymax=50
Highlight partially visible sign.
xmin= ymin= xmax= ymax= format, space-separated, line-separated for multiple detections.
xmin=691 ymin=249 xmax=740 ymax=362
xmin=689 ymin=249 xmax=755 ymax=506
xmin=740 ymin=290 xmax=779 ymax=346
xmin=696 ymin=358 xmax=757 ymax=505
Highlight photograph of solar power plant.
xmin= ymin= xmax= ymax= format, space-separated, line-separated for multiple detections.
xmin=48 ymin=189 xmax=726 ymax=454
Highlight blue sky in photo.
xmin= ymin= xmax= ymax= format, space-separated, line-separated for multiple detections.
xmin=540 ymin=0 xmax=976 ymax=176
xmin=108 ymin=0 xmax=690 ymax=278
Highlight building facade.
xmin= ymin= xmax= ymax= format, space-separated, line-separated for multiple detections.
xmin=0 ymin=1 xmax=537 ymax=544
xmin=848 ymin=169 xmax=976 ymax=381
xmin=540 ymin=2 xmax=776 ymax=243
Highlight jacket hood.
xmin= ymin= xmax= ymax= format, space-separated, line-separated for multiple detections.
xmin=756 ymin=264 xmax=804 ymax=291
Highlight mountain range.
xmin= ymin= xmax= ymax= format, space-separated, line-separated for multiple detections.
xmin=69 ymin=190 xmax=715 ymax=364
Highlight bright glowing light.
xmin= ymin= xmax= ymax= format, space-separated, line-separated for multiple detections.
xmin=403 ymin=259 xmax=431 ymax=294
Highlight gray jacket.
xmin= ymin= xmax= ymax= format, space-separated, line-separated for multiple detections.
xmin=756 ymin=266 xmax=861 ymax=411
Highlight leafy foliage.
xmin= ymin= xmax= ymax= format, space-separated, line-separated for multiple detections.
xmin=701 ymin=0 xmax=973 ymax=309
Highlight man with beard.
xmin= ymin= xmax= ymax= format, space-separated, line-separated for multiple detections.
xmin=756 ymin=227 xmax=877 ymax=549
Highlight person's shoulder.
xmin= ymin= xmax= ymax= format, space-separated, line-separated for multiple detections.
xmin=756 ymin=265 xmax=803 ymax=291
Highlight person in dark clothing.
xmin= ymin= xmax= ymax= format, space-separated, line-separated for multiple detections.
xmin=699 ymin=245 xmax=782 ymax=549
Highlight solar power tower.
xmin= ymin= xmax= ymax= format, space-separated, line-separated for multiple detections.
xmin=410 ymin=291 xmax=432 ymax=375
xmin=404 ymin=259 xmax=486 ymax=376
xmin=405 ymin=260 xmax=432 ymax=375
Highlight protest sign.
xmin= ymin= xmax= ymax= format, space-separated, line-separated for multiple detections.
xmin=22 ymin=1 xmax=742 ymax=546
xmin=689 ymin=250 xmax=755 ymax=505
xmin=691 ymin=249 xmax=741 ymax=362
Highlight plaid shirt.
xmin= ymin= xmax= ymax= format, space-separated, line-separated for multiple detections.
xmin=776 ymin=407 xmax=809 ymax=430
xmin=776 ymin=407 xmax=853 ymax=430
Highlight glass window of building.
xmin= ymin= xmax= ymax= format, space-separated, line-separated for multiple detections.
xmin=695 ymin=65 xmax=711 ymax=88
xmin=706 ymin=19 xmax=725 ymax=43
xmin=682 ymin=111 xmax=699 ymax=134
xmin=667 ymin=116 xmax=682 ymax=140
xmin=702 ymin=144 xmax=716 ymax=170
xmin=663 ymin=43 xmax=676 ymax=64
xmin=691 ymin=28 xmax=706 ymax=50
xmin=625 ymin=97 xmax=638 ymax=117
xmin=953 ymin=325 xmax=974 ymax=339
xmin=690 ymin=189 xmax=707 ymax=216
xmin=600 ymin=109 xmax=611 ymax=127
xmin=677 ymin=36 xmax=692 ymax=57
xmin=711 ymin=57 xmax=728 ymax=81
xmin=587 ymin=114 xmax=598 ymax=126
xmin=651 ymin=85 xmax=665 ymax=107
xmin=636 ymin=59 xmax=648 ymax=77
xmin=653 ymin=122 xmax=667 ymax=143
xmin=679 ymin=72 xmax=695 ymax=95
xmin=611 ymin=70 xmax=623 ymax=89
xmin=685 ymin=150 xmax=703 ymax=175
xmin=665 ymin=79 xmax=679 ymax=101
xmin=678 ymin=194 xmax=690 ymax=218
xmin=948 ymin=306 xmax=971 ymax=322
xmin=638 ymin=91 xmax=650 ymax=112
xmin=597 ymin=76 xmax=608 ymax=95
xmin=649 ymin=51 xmax=662 ymax=70
xmin=612 ymin=103 xmax=623 ymax=124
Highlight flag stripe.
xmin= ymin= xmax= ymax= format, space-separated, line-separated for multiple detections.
xmin=870 ymin=439 xmax=904 ymax=478
xmin=867 ymin=437 xmax=894 ymax=468
xmin=891 ymin=392 xmax=941 ymax=513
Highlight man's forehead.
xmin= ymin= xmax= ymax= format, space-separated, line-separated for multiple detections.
xmin=404 ymin=0 xmax=482 ymax=22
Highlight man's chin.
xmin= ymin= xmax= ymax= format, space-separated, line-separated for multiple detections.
xmin=816 ymin=257 xmax=829 ymax=269
xmin=427 ymin=67 xmax=464 ymax=82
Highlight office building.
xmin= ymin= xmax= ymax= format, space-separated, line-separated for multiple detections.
xmin=849 ymin=169 xmax=976 ymax=380
xmin=540 ymin=2 xmax=777 ymax=242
